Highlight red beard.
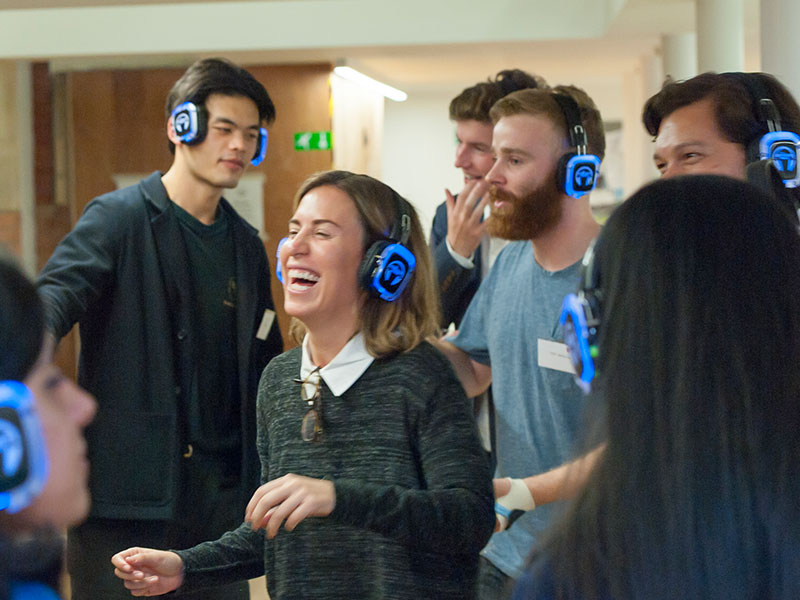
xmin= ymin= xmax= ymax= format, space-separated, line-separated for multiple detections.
xmin=486 ymin=178 xmax=563 ymax=240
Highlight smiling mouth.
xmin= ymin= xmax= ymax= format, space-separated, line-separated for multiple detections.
xmin=288 ymin=269 xmax=320 ymax=290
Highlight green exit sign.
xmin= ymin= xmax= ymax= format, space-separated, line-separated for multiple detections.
xmin=294 ymin=131 xmax=332 ymax=151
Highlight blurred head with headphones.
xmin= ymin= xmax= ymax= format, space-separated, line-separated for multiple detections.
xmin=535 ymin=174 xmax=800 ymax=600
xmin=0 ymin=253 xmax=95 ymax=533
xmin=484 ymin=85 xmax=605 ymax=241
xmin=278 ymin=170 xmax=440 ymax=359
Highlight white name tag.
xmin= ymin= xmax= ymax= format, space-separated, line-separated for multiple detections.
xmin=256 ymin=309 xmax=276 ymax=340
xmin=537 ymin=338 xmax=576 ymax=374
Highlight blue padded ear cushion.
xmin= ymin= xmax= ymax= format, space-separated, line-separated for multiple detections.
xmin=556 ymin=152 xmax=575 ymax=192
xmin=358 ymin=240 xmax=390 ymax=296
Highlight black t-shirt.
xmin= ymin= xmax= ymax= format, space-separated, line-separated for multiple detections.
xmin=173 ymin=202 xmax=241 ymax=464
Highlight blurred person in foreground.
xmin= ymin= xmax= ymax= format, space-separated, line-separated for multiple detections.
xmin=0 ymin=254 xmax=96 ymax=600
xmin=513 ymin=175 xmax=800 ymax=599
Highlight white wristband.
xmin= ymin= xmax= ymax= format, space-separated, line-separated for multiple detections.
xmin=494 ymin=478 xmax=536 ymax=531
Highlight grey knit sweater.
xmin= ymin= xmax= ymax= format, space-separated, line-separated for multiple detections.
xmin=176 ymin=341 xmax=495 ymax=599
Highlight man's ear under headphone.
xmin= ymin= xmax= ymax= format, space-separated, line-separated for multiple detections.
xmin=170 ymin=100 xmax=269 ymax=167
xmin=0 ymin=381 xmax=48 ymax=513
xmin=551 ymin=93 xmax=602 ymax=199
xmin=559 ymin=239 xmax=601 ymax=394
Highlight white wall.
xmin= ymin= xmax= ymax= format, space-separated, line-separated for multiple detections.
xmin=381 ymin=90 xmax=464 ymax=239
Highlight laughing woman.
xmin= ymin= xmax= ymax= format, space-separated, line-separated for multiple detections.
xmin=112 ymin=171 xmax=495 ymax=599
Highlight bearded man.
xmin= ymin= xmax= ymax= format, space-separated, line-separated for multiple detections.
xmin=434 ymin=86 xmax=605 ymax=599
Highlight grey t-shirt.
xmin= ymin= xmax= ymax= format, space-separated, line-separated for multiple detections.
xmin=452 ymin=240 xmax=589 ymax=578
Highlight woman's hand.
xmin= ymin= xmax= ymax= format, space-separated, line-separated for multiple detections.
xmin=245 ymin=473 xmax=336 ymax=539
xmin=111 ymin=547 xmax=184 ymax=596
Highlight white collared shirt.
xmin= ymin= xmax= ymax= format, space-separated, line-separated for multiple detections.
xmin=300 ymin=332 xmax=374 ymax=397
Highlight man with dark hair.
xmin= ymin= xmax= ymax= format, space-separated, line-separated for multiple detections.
xmin=37 ymin=57 xmax=283 ymax=600
xmin=643 ymin=71 xmax=800 ymax=214
xmin=435 ymin=85 xmax=605 ymax=598
xmin=431 ymin=69 xmax=547 ymax=328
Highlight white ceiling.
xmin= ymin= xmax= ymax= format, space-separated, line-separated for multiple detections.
xmin=0 ymin=0 xmax=760 ymax=94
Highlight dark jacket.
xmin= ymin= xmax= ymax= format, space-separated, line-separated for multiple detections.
xmin=430 ymin=199 xmax=484 ymax=328
xmin=37 ymin=171 xmax=283 ymax=520
xmin=0 ymin=533 xmax=63 ymax=599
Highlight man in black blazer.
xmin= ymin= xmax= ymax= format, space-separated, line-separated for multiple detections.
xmin=431 ymin=69 xmax=547 ymax=329
xmin=37 ymin=58 xmax=283 ymax=600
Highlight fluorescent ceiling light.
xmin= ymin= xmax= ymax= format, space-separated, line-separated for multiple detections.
xmin=333 ymin=65 xmax=408 ymax=102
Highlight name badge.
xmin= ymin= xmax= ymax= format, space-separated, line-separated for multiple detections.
xmin=537 ymin=338 xmax=575 ymax=374
xmin=256 ymin=309 xmax=276 ymax=340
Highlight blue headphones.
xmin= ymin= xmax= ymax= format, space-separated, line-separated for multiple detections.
xmin=357 ymin=194 xmax=416 ymax=301
xmin=0 ymin=381 xmax=48 ymax=513
xmin=276 ymin=193 xmax=417 ymax=302
xmin=559 ymin=240 xmax=601 ymax=393
xmin=724 ymin=73 xmax=800 ymax=188
xmin=756 ymin=108 xmax=800 ymax=188
xmin=170 ymin=101 xmax=269 ymax=167
xmin=275 ymin=236 xmax=287 ymax=285
xmin=552 ymin=93 xmax=602 ymax=199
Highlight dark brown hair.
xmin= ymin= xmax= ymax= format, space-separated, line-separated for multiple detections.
xmin=642 ymin=72 xmax=800 ymax=151
xmin=448 ymin=69 xmax=547 ymax=123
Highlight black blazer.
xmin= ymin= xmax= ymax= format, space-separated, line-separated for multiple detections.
xmin=37 ymin=171 xmax=283 ymax=520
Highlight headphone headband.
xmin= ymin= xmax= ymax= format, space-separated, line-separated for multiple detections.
xmin=552 ymin=93 xmax=588 ymax=152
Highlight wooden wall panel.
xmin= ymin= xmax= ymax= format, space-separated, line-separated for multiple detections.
xmin=0 ymin=211 xmax=21 ymax=256
xmin=245 ymin=63 xmax=334 ymax=344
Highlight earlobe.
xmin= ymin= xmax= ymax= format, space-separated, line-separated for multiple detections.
xmin=167 ymin=119 xmax=181 ymax=148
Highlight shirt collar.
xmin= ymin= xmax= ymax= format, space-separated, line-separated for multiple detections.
xmin=300 ymin=332 xmax=374 ymax=396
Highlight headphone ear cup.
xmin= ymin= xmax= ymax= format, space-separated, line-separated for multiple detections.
xmin=171 ymin=101 xmax=207 ymax=146
xmin=251 ymin=127 xmax=268 ymax=166
xmin=0 ymin=381 xmax=48 ymax=514
xmin=359 ymin=240 xmax=417 ymax=301
xmin=560 ymin=153 xmax=601 ymax=199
